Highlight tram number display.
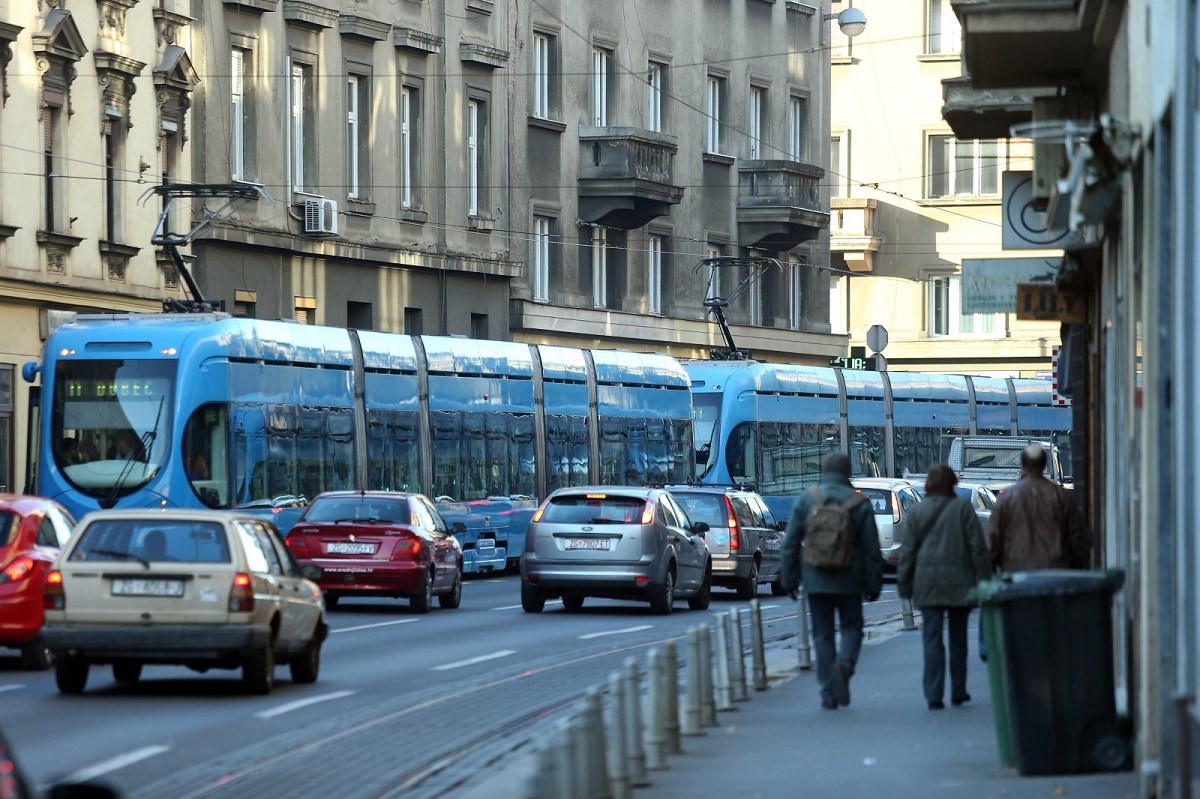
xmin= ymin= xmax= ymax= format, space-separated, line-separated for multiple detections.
xmin=65 ymin=378 xmax=168 ymax=401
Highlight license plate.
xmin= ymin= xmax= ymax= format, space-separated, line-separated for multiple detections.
xmin=477 ymin=538 xmax=496 ymax=550
xmin=566 ymin=538 xmax=610 ymax=551
xmin=112 ymin=578 xmax=185 ymax=597
xmin=327 ymin=542 xmax=375 ymax=555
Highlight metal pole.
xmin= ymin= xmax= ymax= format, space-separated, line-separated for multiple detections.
xmin=623 ymin=657 xmax=649 ymax=787
xmin=681 ymin=627 xmax=705 ymax=737
xmin=796 ymin=590 xmax=813 ymax=670
xmin=607 ymin=671 xmax=630 ymax=799
xmin=584 ymin=689 xmax=611 ymax=799
xmin=698 ymin=624 xmax=718 ymax=727
xmin=713 ymin=613 xmax=734 ymax=711
xmin=749 ymin=598 xmax=768 ymax=691
xmin=663 ymin=640 xmax=683 ymax=754
xmin=901 ymin=597 xmax=918 ymax=631
xmin=645 ymin=647 xmax=666 ymax=771
xmin=729 ymin=606 xmax=749 ymax=701
xmin=572 ymin=710 xmax=591 ymax=799
xmin=555 ymin=719 xmax=576 ymax=799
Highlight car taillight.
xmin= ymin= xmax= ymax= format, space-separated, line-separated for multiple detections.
xmin=286 ymin=537 xmax=309 ymax=555
xmin=229 ymin=572 xmax=254 ymax=612
xmin=0 ymin=556 xmax=34 ymax=585
xmin=724 ymin=497 xmax=740 ymax=552
xmin=641 ymin=499 xmax=656 ymax=525
xmin=531 ymin=504 xmax=547 ymax=523
xmin=44 ymin=569 xmax=65 ymax=610
xmin=391 ymin=537 xmax=422 ymax=560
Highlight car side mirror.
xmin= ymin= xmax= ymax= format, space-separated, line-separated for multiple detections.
xmin=892 ymin=510 xmax=902 ymax=525
xmin=452 ymin=522 xmax=467 ymax=535
xmin=692 ymin=521 xmax=709 ymax=536
xmin=301 ymin=564 xmax=323 ymax=581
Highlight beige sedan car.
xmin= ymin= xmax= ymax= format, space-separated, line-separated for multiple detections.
xmin=42 ymin=509 xmax=327 ymax=695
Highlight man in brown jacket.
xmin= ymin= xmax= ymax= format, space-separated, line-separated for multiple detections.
xmin=988 ymin=444 xmax=1091 ymax=571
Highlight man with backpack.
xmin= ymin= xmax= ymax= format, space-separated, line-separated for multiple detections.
xmin=779 ymin=452 xmax=885 ymax=710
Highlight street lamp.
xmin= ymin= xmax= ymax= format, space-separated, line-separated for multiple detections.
xmin=825 ymin=7 xmax=868 ymax=37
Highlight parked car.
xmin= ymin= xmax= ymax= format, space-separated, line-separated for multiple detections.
xmin=42 ymin=509 xmax=327 ymax=695
xmin=912 ymin=482 xmax=999 ymax=528
xmin=286 ymin=491 xmax=464 ymax=613
xmin=850 ymin=478 xmax=922 ymax=572
xmin=520 ymin=487 xmax=712 ymax=615
xmin=0 ymin=494 xmax=75 ymax=669
xmin=667 ymin=486 xmax=785 ymax=598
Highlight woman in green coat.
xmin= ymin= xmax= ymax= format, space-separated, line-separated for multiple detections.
xmin=897 ymin=463 xmax=991 ymax=709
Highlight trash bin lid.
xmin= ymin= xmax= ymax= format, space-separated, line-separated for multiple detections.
xmin=981 ymin=569 xmax=1125 ymax=603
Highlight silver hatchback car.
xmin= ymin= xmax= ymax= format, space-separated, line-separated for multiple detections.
xmin=520 ymin=487 xmax=712 ymax=615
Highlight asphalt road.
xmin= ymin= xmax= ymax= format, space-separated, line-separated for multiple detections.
xmin=0 ymin=578 xmax=905 ymax=798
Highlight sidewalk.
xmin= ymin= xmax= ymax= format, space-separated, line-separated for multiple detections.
xmin=461 ymin=615 xmax=1139 ymax=799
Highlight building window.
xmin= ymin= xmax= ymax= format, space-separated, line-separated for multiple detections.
xmin=830 ymin=132 xmax=849 ymax=197
xmin=926 ymin=0 xmax=962 ymax=55
xmin=592 ymin=227 xmax=608 ymax=308
xmin=347 ymin=74 xmax=370 ymax=200
xmin=159 ymin=127 xmax=181 ymax=235
xmin=647 ymin=234 xmax=664 ymax=315
xmin=591 ymin=47 xmax=609 ymax=126
xmin=42 ymin=107 xmax=63 ymax=231
xmin=532 ymin=215 xmax=552 ymax=302
xmin=404 ymin=307 xmax=423 ymax=335
xmin=532 ymin=32 xmax=557 ymax=119
xmin=294 ymin=296 xmax=316 ymax=326
xmin=233 ymin=289 xmax=257 ymax=318
xmin=748 ymin=87 xmax=765 ymax=159
xmin=231 ymin=48 xmax=248 ymax=181
xmin=400 ymin=84 xmax=419 ymax=209
xmin=705 ymin=75 xmax=723 ymax=153
xmin=927 ymin=136 xmax=1001 ymax=198
xmin=645 ymin=62 xmax=664 ymax=132
xmin=929 ymin=275 xmax=1003 ymax=337
xmin=789 ymin=95 xmax=808 ymax=161
xmin=471 ymin=313 xmax=488 ymax=339
xmin=103 ymin=130 xmax=120 ymax=242
xmin=347 ymin=301 xmax=372 ymax=330
xmin=289 ymin=61 xmax=316 ymax=193
xmin=789 ymin=257 xmax=803 ymax=329
xmin=468 ymin=98 xmax=488 ymax=216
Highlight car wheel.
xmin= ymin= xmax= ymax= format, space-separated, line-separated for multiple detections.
xmin=55 ymin=655 xmax=89 ymax=695
xmin=113 ymin=662 xmax=143 ymax=684
xmin=289 ymin=638 xmax=321 ymax=684
xmin=562 ymin=594 xmax=585 ymax=612
xmin=324 ymin=593 xmax=339 ymax=610
xmin=438 ymin=567 xmax=463 ymax=610
xmin=521 ymin=581 xmax=545 ymax=613
xmin=243 ymin=642 xmax=275 ymax=695
xmin=688 ymin=564 xmax=713 ymax=610
xmin=735 ymin=560 xmax=759 ymax=601
xmin=770 ymin=579 xmax=788 ymax=597
xmin=649 ymin=568 xmax=675 ymax=616
xmin=19 ymin=636 xmax=52 ymax=671
xmin=410 ymin=572 xmax=433 ymax=614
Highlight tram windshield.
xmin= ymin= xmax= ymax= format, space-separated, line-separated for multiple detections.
xmin=693 ymin=393 xmax=722 ymax=477
xmin=52 ymin=359 xmax=175 ymax=499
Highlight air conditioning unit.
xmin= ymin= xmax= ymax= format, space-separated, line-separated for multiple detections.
xmin=303 ymin=197 xmax=338 ymax=235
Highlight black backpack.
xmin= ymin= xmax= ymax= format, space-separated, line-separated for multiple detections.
xmin=803 ymin=487 xmax=868 ymax=570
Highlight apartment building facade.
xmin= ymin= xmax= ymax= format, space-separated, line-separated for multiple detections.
xmin=829 ymin=0 xmax=1060 ymax=376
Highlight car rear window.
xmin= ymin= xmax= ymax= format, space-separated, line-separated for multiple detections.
xmin=69 ymin=519 xmax=232 ymax=563
xmin=0 ymin=511 xmax=18 ymax=547
xmin=541 ymin=495 xmax=646 ymax=524
xmin=670 ymin=493 xmax=730 ymax=528
xmin=856 ymin=488 xmax=892 ymax=513
xmin=302 ymin=497 xmax=410 ymax=524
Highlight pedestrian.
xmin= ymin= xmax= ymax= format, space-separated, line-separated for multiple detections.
xmin=988 ymin=444 xmax=1090 ymax=571
xmin=779 ymin=451 xmax=884 ymax=710
xmin=897 ymin=463 xmax=991 ymax=710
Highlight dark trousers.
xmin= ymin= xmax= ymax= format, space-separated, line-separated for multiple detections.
xmin=921 ymin=606 xmax=971 ymax=703
xmin=808 ymin=593 xmax=865 ymax=702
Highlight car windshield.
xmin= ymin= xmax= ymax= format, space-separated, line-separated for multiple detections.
xmin=962 ymin=447 xmax=1025 ymax=469
xmin=856 ymin=488 xmax=893 ymax=514
xmin=540 ymin=495 xmax=646 ymax=524
xmin=670 ymin=493 xmax=729 ymax=528
xmin=302 ymin=497 xmax=410 ymax=524
xmin=69 ymin=519 xmax=231 ymax=563
xmin=0 ymin=511 xmax=19 ymax=547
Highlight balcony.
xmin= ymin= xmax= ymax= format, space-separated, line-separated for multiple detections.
xmin=941 ymin=75 xmax=1059 ymax=139
xmin=577 ymin=127 xmax=684 ymax=230
xmin=736 ymin=160 xmax=828 ymax=251
xmin=829 ymin=198 xmax=882 ymax=273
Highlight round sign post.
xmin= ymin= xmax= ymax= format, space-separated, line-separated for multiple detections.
xmin=866 ymin=324 xmax=888 ymax=354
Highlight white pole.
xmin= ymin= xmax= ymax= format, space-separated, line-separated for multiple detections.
xmin=796 ymin=590 xmax=813 ymax=670
xmin=623 ymin=657 xmax=650 ymax=787
xmin=750 ymin=598 xmax=768 ymax=691
xmin=607 ymin=671 xmax=630 ymax=799
xmin=681 ymin=626 xmax=705 ymax=737
xmin=663 ymin=639 xmax=683 ymax=753
xmin=730 ymin=606 xmax=749 ymax=701
xmin=645 ymin=647 xmax=666 ymax=770
xmin=713 ymin=613 xmax=734 ymax=711
xmin=698 ymin=623 xmax=718 ymax=727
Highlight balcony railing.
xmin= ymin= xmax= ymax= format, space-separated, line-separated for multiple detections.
xmin=736 ymin=160 xmax=828 ymax=251
xmin=577 ymin=127 xmax=684 ymax=230
xmin=829 ymin=197 xmax=882 ymax=273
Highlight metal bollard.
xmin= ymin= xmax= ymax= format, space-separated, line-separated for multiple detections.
xmin=698 ymin=624 xmax=718 ymax=727
xmin=901 ymin=597 xmax=918 ymax=631
xmin=572 ymin=710 xmax=593 ymax=799
xmin=663 ymin=640 xmax=683 ymax=754
xmin=623 ymin=657 xmax=650 ymax=787
xmin=584 ymin=689 xmax=612 ymax=799
xmin=749 ymin=599 xmax=768 ymax=691
xmin=729 ymin=607 xmax=749 ymax=701
xmin=796 ymin=590 xmax=813 ymax=670
xmin=522 ymin=741 xmax=552 ymax=799
xmin=607 ymin=671 xmax=630 ymax=799
xmin=681 ymin=627 xmax=705 ymax=737
xmin=713 ymin=613 xmax=734 ymax=711
xmin=555 ymin=718 xmax=576 ymax=799
xmin=645 ymin=647 xmax=666 ymax=771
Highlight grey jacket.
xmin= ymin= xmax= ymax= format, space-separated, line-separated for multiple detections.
xmin=779 ymin=474 xmax=883 ymax=597
xmin=897 ymin=495 xmax=991 ymax=608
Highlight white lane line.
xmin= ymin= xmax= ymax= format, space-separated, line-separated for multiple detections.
xmin=67 ymin=746 xmax=171 ymax=783
xmin=330 ymin=619 xmax=420 ymax=634
xmin=0 ymin=684 xmax=25 ymax=694
xmin=432 ymin=649 xmax=517 ymax=672
xmin=759 ymin=604 xmax=780 ymax=611
xmin=578 ymin=625 xmax=653 ymax=641
xmin=493 ymin=599 xmax=562 ymax=611
xmin=256 ymin=690 xmax=356 ymax=720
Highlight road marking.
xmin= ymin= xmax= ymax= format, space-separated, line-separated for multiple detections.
xmin=760 ymin=604 xmax=780 ymax=611
xmin=67 ymin=746 xmax=170 ymax=783
xmin=432 ymin=649 xmax=516 ymax=671
xmin=578 ymin=625 xmax=653 ymax=640
xmin=256 ymin=690 xmax=356 ymax=720
xmin=494 ymin=599 xmax=562 ymax=610
xmin=330 ymin=619 xmax=420 ymax=634
xmin=0 ymin=684 xmax=24 ymax=694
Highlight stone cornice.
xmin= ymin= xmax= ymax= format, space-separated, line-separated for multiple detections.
xmin=222 ymin=0 xmax=279 ymax=13
xmin=94 ymin=51 xmax=146 ymax=78
xmin=283 ymin=1 xmax=338 ymax=30
xmin=339 ymin=14 xmax=391 ymax=42
xmin=459 ymin=41 xmax=509 ymax=69
xmin=393 ymin=27 xmax=443 ymax=55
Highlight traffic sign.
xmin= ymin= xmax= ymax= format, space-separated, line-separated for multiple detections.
xmin=866 ymin=324 xmax=888 ymax=354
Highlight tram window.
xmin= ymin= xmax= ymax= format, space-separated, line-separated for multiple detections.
xmin=266 ymin=404 xmax=300 ymax=498
xmin=368 ymin=410 xmax=419 ymax=491
xmin=546 ymin=415 xmax=590 ymax=491
xmin=432 ymin=411 xmax=464 ymax=500
xmin=670 ymin=419 xmax=692 ymax=484
xmin=645 ymin=420 xmax=669 ymax=486
xmin=509 ymin=414 xmax=536 ymax=497
xmin=483 ymin=414 xmax=508 ymax=497
xmin=894 ymin=426 xmax=943 ymax=478
xmin=600 ymin=417 xmax=650 ymax=486
xmin=183 ymin=403 xmax=229 ymax=508
xmin=757 ymin=422 xmax=831 ymax=494
xmin=849 ymin=426 xmax=885 ymax=478
xmin=726 ymin=422 xmax=757 ymax=486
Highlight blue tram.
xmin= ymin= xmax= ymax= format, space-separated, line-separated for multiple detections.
xmin=25 ymin=313 xmax=694 ymax=573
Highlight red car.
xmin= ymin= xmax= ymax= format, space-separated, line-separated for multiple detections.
xmin=0 ymin=495 xmax=75 ymax=669
xmin=285 ymin=492 xmax=464 ymax=613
